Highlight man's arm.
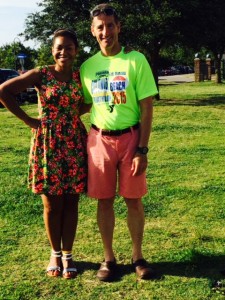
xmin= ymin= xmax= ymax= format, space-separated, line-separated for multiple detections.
xmin=138 ymin=96 xmax=153 ymax=147
xmin=131 ymin=96 xmax=154 ymax=176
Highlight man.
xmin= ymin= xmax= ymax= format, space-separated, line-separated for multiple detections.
xmin=80 ymin=3 xmax=158 ymax=281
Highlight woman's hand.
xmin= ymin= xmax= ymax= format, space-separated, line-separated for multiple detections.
xmin=24 ymin=116 xmax=41 ymax=129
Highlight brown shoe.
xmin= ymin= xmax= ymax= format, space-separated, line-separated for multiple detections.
xmin=97 ymin=259 xmax=117 ymax=282
xmin=132 ymin=259 xmax=155 ymax=279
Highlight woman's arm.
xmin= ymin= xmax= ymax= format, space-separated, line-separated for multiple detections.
xmin=79 ymin=103 xmax=92 ymax=116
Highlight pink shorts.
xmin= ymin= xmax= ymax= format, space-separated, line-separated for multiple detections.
xmin=87 ymin=127 xmax=147 ymax=199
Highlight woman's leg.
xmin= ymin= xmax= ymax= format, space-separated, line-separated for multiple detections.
xmin=41 ymin=194 xmax=64 ymax=275
xmin=42 ymin=194 xmax=64 ymax=250
xmin=61 ymin=193 xmax=79 ymax=278
xmin=61 ymin=194 xmax=79 ymax=251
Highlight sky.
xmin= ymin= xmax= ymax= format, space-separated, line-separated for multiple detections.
xmin=0 ymin=0 xmax=41 ymax=49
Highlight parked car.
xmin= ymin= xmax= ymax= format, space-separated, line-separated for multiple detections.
xmin=16 ymin=69 xmax=38 ymax=103
xmin=0 ymin=68 xmax=38 ymax=105
xmin=158 ymin=65 xmax=194 ymax=76
xmin=0 ymin=68 xmax=24 ymax=105
xmin=0 ymin=68 xmax=20 ymax=84
xmin=25 ymin=86 xmax=38 ymax=103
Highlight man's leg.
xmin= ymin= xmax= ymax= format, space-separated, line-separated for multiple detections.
xmin=124 ymin=198 xmax=144 ymax=261
xmin=125 ymin=197 xmax=155 ymax=279
xmin=96 ymin=197 xmax=118 ymax=281
xmin=87 ymin=129 xmax=118 ymax=280
xmin=97 ymin=197 xmax=115 ymax=261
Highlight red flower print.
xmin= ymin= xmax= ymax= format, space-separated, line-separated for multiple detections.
xmin=28 ymin=67 xmax=87 ymax=195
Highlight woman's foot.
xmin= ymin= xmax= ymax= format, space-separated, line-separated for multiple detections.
xmin=62 ymin=252 xmax=77 ymax=279
xmin=46 ymin=250 xmax=62 ymax=277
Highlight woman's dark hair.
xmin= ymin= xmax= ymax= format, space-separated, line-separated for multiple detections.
xmin=53 ymin=29 xmax=78 ymax=48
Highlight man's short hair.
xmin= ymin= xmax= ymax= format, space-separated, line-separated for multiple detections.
xmin=90 ymin=3 xmax=120 ymax=23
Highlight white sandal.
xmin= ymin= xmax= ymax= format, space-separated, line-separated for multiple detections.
xmin=46 ymin=250 xmax=62 ymax=277
xmin=62 ymin=253 xmax=77 ymax=279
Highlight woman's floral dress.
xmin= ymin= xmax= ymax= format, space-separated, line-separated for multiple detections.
xmin=28 ymin=66 xmax=87 ymax=195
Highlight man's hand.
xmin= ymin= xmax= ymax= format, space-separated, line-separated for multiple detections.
xmin=131 ymin=153 xmax=148 ymax=176
xmin=124 ymin=45 xmax=134 ymax=54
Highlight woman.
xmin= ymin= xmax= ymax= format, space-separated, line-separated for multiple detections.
xmin=0 ymin=29 xmax=87 ymax=279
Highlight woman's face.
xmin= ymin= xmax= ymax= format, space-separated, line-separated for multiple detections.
xmin=52 ymin=36 xmax=77 ymax=68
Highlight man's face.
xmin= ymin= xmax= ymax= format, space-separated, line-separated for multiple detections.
xmin=91 ymin=14 xmax=121 ymax=55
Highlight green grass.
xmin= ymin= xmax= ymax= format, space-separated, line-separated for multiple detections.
xmin=0 ymin=80 xmax=225 ymax=299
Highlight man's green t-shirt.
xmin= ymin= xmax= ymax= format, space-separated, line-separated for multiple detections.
xmin=80 ymin=48 xmax=158 ymax=130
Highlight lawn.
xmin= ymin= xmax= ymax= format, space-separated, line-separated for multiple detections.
xmin=0 ymin=80 xmax=225 ymax=299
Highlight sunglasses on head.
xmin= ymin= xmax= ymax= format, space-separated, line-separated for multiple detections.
xmin=90 ymin=7 xmax=116 ymax=18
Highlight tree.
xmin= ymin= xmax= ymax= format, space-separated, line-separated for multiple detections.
xmin=35 ymin=43 xmax=54 ymax=66
xmin=160 ymin=44 xmax=195 ymax=68
xmin=22 ymin=0 xmax=225 ymax=88
xmin=179 ymin=0 xmax=225 ymax=83
xmin=22 ymin=0 xmax=191 ymax=88
xmin=197 ymin=0 xmax=225 ymax=83
xmin=0 ymin=43 xmax=37 ymax=70
xmin=0 ymin=44 xmax=15 ymax=69
xmin=23 ymin=0 xmax=92 ymax=49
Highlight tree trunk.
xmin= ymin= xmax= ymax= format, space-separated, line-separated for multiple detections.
xmin=150 ymin=44 xmax=160 ymax=100
xmin=215 ymin=56 xmax=222 ymax=84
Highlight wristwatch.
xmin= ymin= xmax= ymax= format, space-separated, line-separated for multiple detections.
xmin=136 ymin=146 xmax=149 ymax=155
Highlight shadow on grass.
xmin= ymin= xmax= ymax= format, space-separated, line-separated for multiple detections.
xmin=75 ymin=261 xmax=133 ymax=282
xmin=152 ymin=251 xmax=225 ymax=282
xmin=75 ymin=261 xmax=99 ymax=274
xmin=155 ymin=96 xmax=225 ymax=107
xmin=158 ymin=81 xmax=200 ymax=85
xmin=75 ymin=251 xmax=225 ymax=283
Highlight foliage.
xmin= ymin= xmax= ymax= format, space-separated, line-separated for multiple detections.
xmin=23 ymin=0 xmax=92 ymax=49
xmin=0 ymin=44 xmax=15 ymax=69
xmin=35 ymin=43 xmax=54 ymax=66
xmin=21 ymin=0 xmax=225 ymax=86
xmin=1 ymin=81 xmax=225 ymax=299
xmin=0 ymin=42 xmax=37 ymax=70
xmin=2 ymin=0 xmax=225 ymax=81
xmin=22 ymin=0 xmax=187 ymax=54
xmin=181 ymin=0 xmax=225 ymax=83
xmin=22 ymin=0 xmax=196 ymax=82
xmin=160 ymin=44 xmax=196 ymax=68
xmin=183 ymin=0 xmax=225 ymax=54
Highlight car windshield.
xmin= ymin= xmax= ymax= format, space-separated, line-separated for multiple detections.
xmin=0 ymin=69 xmax=19 ymax=83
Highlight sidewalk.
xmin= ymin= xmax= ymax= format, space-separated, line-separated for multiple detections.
xmin=159 ymin=73 xmax=195 ymax=83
